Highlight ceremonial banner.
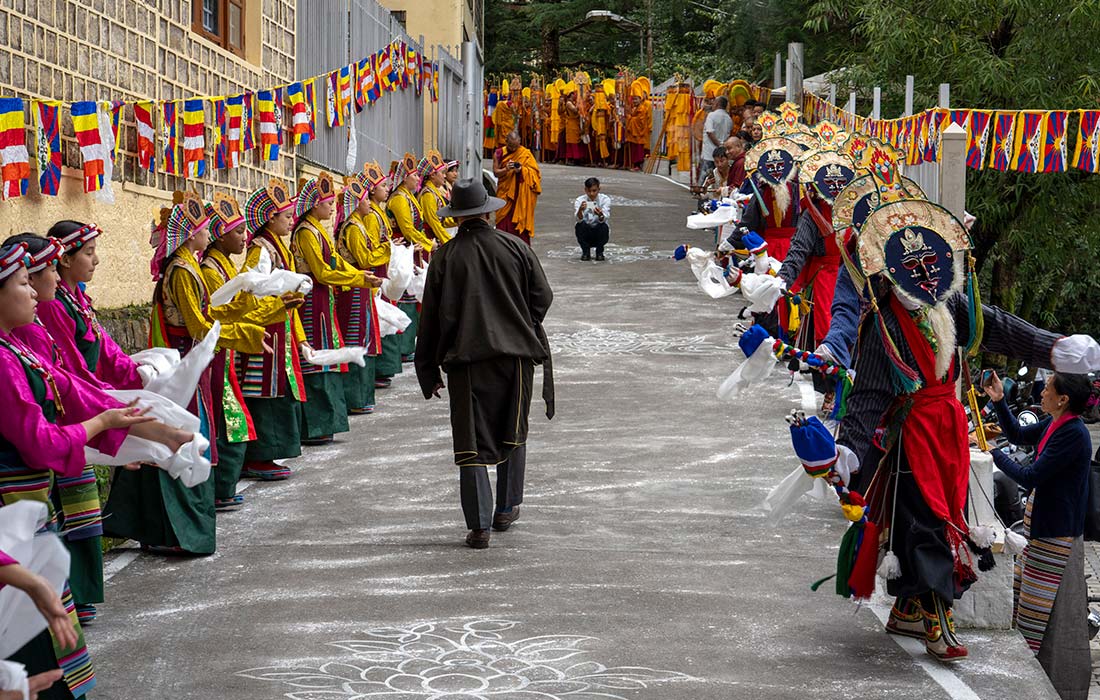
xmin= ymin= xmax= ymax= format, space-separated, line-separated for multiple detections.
xmin=0 ymin=98 xmax=29 ymax=198
xmin=366 ymin=54 xmax=382 ymax=103
xmin=407 ymin=46 xmax=419 ymax=94
xmin=256 ymin=89 xmax=279 ymax=161
xmin=71 ymin=100 xmax=106 ymax=191
xmin=1038 ymin=111 xmax=1069 ymax=173
xmin=966 ymin=110 xmax=992 ymax=170
xmin=241 ymin=92 xmax=255 ymax=152
xmin=326 ymin=70 xmax=342 ymax=127
xmin=431 ymin=61 xmax=439 ymax=102
xmin=988 ymin=111 xmax=1016 ymax=171
xmin=1071 ymin=110 xmax=1100 ymax=172
xmin=134 ymin=100 xmax=156 ymax=171
xmin=182 ymin=98 xmax=206 ymax=177
xmin=274 ymin=86 xmax=285 ymax=148
xmin=921 ymin=110 xmax=945 ymax=163
xmin=213 ymin=98 xmax=228 ymax=169
xmin=33 ymin=100 xmax=62 ymax=195
xmin=339 ymin=64 xmax=353 ymax=117
xmin=226 ymin=94 xmax=243 ymax=168
xmin=397 ymin=42 xmax=409 ymax=90
xmin=108 ymin=101 xmax=124 ymax=163
xmin=286 ymin=82 xmax=310 ymax=145
xmin=304 ymin=78 xmax=318 ymax=142
xmin=1010 ymin=111 xmax=1044 ymax=172
xmin=355 ymin=58 xmax=368 ymax=111
xmin=378 ymin=46 xmax=395 ymax=93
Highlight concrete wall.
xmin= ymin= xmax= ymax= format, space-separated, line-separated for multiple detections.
xmin=0 ymin=0 xmax=297 ymax=307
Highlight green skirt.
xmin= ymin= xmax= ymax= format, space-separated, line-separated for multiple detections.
xmin=398 ymin=301 xmax=420 ymax=357
xmin=343 ymin=356 xmax=377 ymax=412
xmin=300 ymin=372 xmax=350 ymax=440
xmin=103 ymin=466 xmax=216 ymax=555
xmin=214 ymin=434 xmax=247 ymax=500
xmin=377 ymin=334 xmax=403 ymax=377
xmin=244 ymin=395 xmax=303 ymax=462
xmin=64 ymin=535 xmax=104 ymax=606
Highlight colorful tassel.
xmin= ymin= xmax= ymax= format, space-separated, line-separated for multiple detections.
xmin=878 ymin=550 xmax=901 ymax=580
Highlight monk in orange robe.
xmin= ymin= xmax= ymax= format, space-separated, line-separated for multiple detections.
xmin=493 ymin=131 xmax=542 ymax=244
xmin=562 ymin=92 xmax=584 ymax=163
xmin=494 ymin=89 xmax=519 ymax=149
xmin=625 ymin=94 xmax=652 ymax=171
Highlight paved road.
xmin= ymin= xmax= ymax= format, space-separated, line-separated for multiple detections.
xmin=91 ymin=164 xmax=1058 ymax=699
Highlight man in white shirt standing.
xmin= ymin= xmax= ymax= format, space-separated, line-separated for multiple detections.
xmin=574 ymin=177 xmax=611 ymax=261
xmin=701 ymin=96 xmax=733 ymax=184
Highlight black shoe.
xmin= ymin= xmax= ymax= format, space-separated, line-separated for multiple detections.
xmin=580 ymin=252 xmax=591 ymax=261
xmin=595 ymin=253 xmax=606 ymax=261
xmin=492 ymin=506 xmax=521 ymax=532
xmin=465 ymin=529 xmax=490 ymax=549
xmin=302 ymin=435 xmax=333 ymax=446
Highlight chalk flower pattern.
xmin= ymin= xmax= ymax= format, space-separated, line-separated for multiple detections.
xmin=239 ymin=619 xmax=694 ymax=700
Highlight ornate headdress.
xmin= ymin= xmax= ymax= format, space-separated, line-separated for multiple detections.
xmin=245 ymin=178 xmax=295 ymax=235
xmin=0 ymin=242 xmax=28 ymax=282
xmin=798 ymin=150 xmax=857 ymax=204
xmin=206 ymin=192 xmax=246 ymax=241
xmin=745 ymin=136 xmax=801 ymax=185
xmin=335 ymin=175 xmax=369 ymax=231
xmin=417 ymin=149 xmax=448 ymax=190
xmin=150 ymin=192 xmax=209 ymax=279
xmin=389 ymin=152 xmax=419 ymax=190
xmin=295 ymin=171 xmax=336 ymax=220
xmin=57 ymin=223 xmax=103 ymax=252
xmin=27 ymin=238 xmax=64 ymax=274
xmin=363 ymin=161 xmax=387 ymax=188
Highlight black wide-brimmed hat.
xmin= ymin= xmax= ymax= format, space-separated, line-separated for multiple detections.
xmin=437 ymin=178 xmax=505 ymax=218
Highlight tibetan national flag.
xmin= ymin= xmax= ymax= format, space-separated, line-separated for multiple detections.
xmin=304 ymin=78 xmax=318 ymax=142
xmin=32 ymin=100 xmax=61 ymax=195
xmin=287 ymin=81 xmax=310 ymax=145
xmin=257 ymin=89 xmax=279 ymax=161
xmin=0 ymin=98 xmax=29 ymax=198
xmin=161 ymin=100 xmax=181 ymax=176
xmin=966 ymin=110 xmax=992 ymax=170
xmin=182 ymin=98 xmax=206 ymax=178
xmin=1071 ymin=110 xmax=1100 ymax=173
xmin=71 ymin=100 xmax=105 ymax=191
xmin=1010 ymin=111 xmax=1043 ymax=172
xmin=226 ymin=94 xmax=243 ymax=168
xmin=366 ymin=54 xmax=381 ymax=103
xmin=378 ymin=46 xmax=394 ymax=93
xmin=1039 ymin=111 xmax=1068 ymax=173
xmin=414 ymin=52 xmax=423 ymax=96
xmin=987 ymin=111 xmax=1016 ymax=171
xmin=108 ymin=101 xmax=124 ymax=163
xmin=327 ymin=71 xmax=341 ymax=127
xmin=274 ymin=86 xmax=285 ymax=148
xmin=242 ymin=92 xmax=255 ymax=152
xmin=339 ymin=64 xmax=353 ymax=117
xmin=213 ymin=97 xmax=228 ymax=169
xmin=923 ymin=109 xmax=945 ymax=163
xmin=134 ymin=100 xmax=156 ymax=171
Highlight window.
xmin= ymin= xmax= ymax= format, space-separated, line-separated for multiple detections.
xmin=192 ymin=0 xmax=245 ymax=57
xmin=391 ymin=10 xmax=407 ymax=30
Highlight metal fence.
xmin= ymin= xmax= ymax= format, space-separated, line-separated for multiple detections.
xmin=295 ymin=0 xmax=469 ymax=175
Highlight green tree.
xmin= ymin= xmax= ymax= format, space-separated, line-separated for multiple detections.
xmin=803 ymin=0 xmax=1100 ymax=335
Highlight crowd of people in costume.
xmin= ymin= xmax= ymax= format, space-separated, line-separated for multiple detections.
xmin=485 ymin=74 xmax=655 ymax=172
xmin=679 ymin=101 xmax=1100 ymax=697
xmin=0 ymin=150 xmax=471 ymax=700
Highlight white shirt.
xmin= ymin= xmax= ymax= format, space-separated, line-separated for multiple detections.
xmin=703 ymin=109 xmax=733 ymax=161
xmin=574 ymin=193 xmax=611 ymax=227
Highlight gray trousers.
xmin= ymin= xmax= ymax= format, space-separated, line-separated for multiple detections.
xmin=459 ymin=445 xmax=526 ymax=530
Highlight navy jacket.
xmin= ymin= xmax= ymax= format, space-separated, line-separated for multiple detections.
xmin=991 ymin=399 xmax=1092 ymax=538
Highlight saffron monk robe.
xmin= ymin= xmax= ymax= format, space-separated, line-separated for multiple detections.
xmin=201 ymin=194 xmax=297 ymax=503
xmin=492 ymin=131 xmax=542 ymax=245
xmin=292 ymin=172 xmax=382 ymax=445
xmin=387 ymin=153 xmax=434 ymax=362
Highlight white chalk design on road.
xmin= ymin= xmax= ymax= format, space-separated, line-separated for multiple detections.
xmin=545 ymin=244 xmax=669 ymax=263
xmin=550 ymin=328 xmax=729 ymax=356
xmin=238 ymin=618 xmax=695 ymax=699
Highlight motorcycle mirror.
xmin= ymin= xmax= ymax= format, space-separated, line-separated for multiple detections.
xmin=1018 ymin=410 xmax=1039 ymax=427
xmin=1018 ymin=365 xmax=1029 ymax=378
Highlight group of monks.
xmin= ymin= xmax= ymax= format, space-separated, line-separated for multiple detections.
xmin=484 ymin=74 xmax=655 ymax=171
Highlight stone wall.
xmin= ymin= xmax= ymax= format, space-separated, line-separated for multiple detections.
xmin=0 ymin=0 xmax=297 ymax=307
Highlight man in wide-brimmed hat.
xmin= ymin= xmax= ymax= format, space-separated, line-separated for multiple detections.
xmin=415 ymin=178 xmax=555 ymax=549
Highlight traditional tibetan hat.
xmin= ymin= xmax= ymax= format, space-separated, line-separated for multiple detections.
xmin=150 ymin=192 xmax=209 ymax=279
xmin=786 ymin=131 xmax=819 ymax=152
xmin=554 ymin=78 xmax=566 ymax=93
xmin=602 ymin=78 xmax=616 ymax=96
xmin=417 ymin=149 xmax=448 ymax=187
xmin=798 ymin=149 xmax=857 ymax=203
xmin=295 ymin=171 xmax=336 ymax=220
xmin=756 ymin=111 xmax=782 ymax=138
xmin=522 ymin=87 xmax=531 ymax=99
xmin=563 ymin=81 xmax=577 ymax=96
xmin=56 ymin=223 xmax=103 ymax=252
xmin=336 ymin=175 xmax=369 ymax=231
xmin=206 ymin=192 xmax=246 ymax=241
xmin=703 ymin=79 xmax=723 ymax=99
xmin=0 ymin=242 xmax=28 ymax=282
xmin=363 ymin=161 xmax=388 ymax=188
xmin=813 ymin=121 xmax=849 ymax=151
xmin=832 ymin=173 xmax=925 ymax=234
xmin=501 ymin=78 xmax=510 ymax=94
xmin=26 ymin=238 xmax=63 ymax=274
xmin=389 ymin=152 xmax=419 ymax=189
xmin=727 ymin=79 xmax=752 ymax=106
xmin=745 ymin=136 xmax=802 ymax=185
xmin=777 ymin=102 xmax=804 ymax=132
xmin=245 ymin=178 xmax=295 ymax=235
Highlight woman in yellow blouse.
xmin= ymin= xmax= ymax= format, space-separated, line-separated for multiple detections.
xmin=362 ymin=163 xmax=402 ymax=387
xmin=108 ymin=192 xmax=268 ymax=556
xmin=386 ymin=153 xmax=430 ymax=360
xmin=201 ymin=193 xmax=296 ymax=506
xmin=418 ymin=149 xmax=455 ymax=246
xmin=292 ymin=172 xmax=381 ymax=445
